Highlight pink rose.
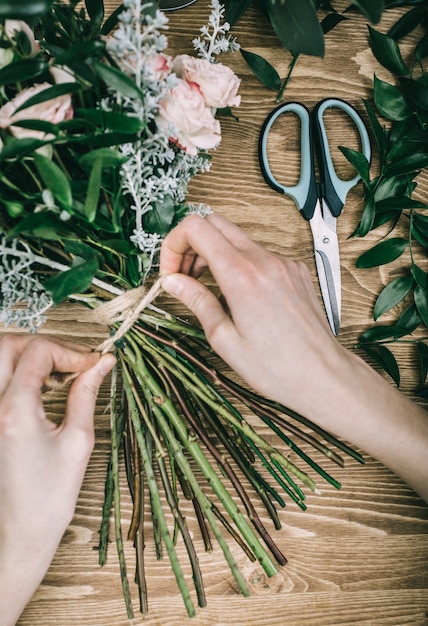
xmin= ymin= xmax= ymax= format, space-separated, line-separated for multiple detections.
xmin=172 ymin=54 xmax=241 ymax=109
xmin=106 ymin=36 xmax=172 ymax=81
xmin=156 ymin=79 xmax=221 ymax=155
xmin=142 ymin=53 xmax=172 ymax=81
xmin=0 ymin=82 xmax=73 ymax=141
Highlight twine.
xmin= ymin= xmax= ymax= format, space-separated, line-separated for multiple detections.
xmin=95 ymin=275 xmax=166 ymax=354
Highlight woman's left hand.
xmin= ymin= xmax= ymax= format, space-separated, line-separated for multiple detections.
xmin=0 ymin=335 xmax=115 ymax=626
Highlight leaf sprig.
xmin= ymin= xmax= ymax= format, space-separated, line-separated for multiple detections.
xmin=339 ymin=7 xmax=428 ymax=388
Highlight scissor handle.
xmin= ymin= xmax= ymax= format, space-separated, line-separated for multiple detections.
xmin=258 ymin=102 xmax=318 ymax=220
xmin=312 ymin=98 xmax=371 ymax=217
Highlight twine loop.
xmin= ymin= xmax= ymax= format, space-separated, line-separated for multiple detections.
xmin=96 ymin=276 xmax=165 ymax=354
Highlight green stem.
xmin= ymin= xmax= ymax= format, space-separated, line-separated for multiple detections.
xmin=139 ymin=332 xmax=318 ymax=492
xmin=276 ymin=53 xmax=300 ymax=102
xmin=123 ymin=338 xmax=277 ymax=580
xmin=121 ymin=362 xmax=197 ymax=618
xmin=110 ymin=366 xmax=134 ymax=620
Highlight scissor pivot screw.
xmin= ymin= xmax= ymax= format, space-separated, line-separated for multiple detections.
xmin=323 ymin=236 xmax=329 ymax=244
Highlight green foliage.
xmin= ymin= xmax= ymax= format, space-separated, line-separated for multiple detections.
xmin=344 ymin=7 xmax=428 ymax=388
xmin=44 ymin=257 xmax=99 ymax=303
xmin=0 ymin=0 xmax=52 ymax=19
xmin=227 ymin=0 xmax=384 ymax=58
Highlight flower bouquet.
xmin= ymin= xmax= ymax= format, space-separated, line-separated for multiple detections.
xmin=0 ymin=0 xmax=363 ymax=618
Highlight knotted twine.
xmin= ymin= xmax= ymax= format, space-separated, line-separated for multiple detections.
xmin=95 ymin=275 xmax=166 ymax=354
xmin=42 ymin=276 xmax=166 ymax=392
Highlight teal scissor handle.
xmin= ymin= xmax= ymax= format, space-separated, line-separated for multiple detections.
xmin=258 ymin=98 xmax=371 ymax=220
xmin=313 ymin=98 xmax=371 ymax=217
xmin=258 ymin=102 xmax=318 ymax=219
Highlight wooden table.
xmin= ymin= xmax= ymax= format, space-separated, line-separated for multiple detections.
xmin=16 ymin=1 xmax=428 ymax=624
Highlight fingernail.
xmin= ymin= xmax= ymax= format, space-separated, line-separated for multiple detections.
xmin=97 ymin=354 xmax=116 ymax=377
xmin=162 ymin=274 xmax=184 ymax=298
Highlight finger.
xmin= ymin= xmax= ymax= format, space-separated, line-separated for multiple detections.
xmin=160 ymin=214 xmax=247 ymax=279
xmin=6 ymin=338 xmax=101 ymax=411
xmin=63 ymin=353 xmax=116 ymax=438
xmin=162 ymin=273 xmax=236 ymax=350
xmin=0 ymin=334 xmax=33 ymax=396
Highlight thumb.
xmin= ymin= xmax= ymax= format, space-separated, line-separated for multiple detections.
xmin=64 ymin=353 xmax=116 ymax=436
xmin=162 ymin=273 xmax=234 ymax=347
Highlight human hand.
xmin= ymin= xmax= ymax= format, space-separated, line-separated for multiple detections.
xmin=159 ymin=213 xmax=349 ymax=416
xmin=160 ymin=214 xmax=428 ymax=503
xmin=0 ymin=335 xmax=115 ymax=625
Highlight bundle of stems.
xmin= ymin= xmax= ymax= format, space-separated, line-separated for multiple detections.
xmin=96 ymin=306 xmax=364 ymax=619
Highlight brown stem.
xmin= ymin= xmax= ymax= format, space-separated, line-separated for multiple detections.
xmin=160 ymin=364 xmax=287 ymax=566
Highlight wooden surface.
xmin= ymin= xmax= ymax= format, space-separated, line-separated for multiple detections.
xmin=15 ymin=1 xmax=428 ymax=625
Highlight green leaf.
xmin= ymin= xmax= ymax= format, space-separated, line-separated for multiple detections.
xmin=0 ymin=0 xmax=51 ymax=18
xmin=356 ymin=194 xmax=376 ymax=237
xmin=385 ymin=152 xmax=428 ymax=176
xmin=411 ymin=263 xmax=428 ymax=290
xmin=0 ymin=137 xmax=46 ymax=162
xmin=396 ymin=303 xmax=421 ymax=333
xmin=73 ymin=131 xmax=139 ymax=148
xmin=399 ymin=77 xmax=428 ymax=111
xmin=85 ymin=0 xmax=104 ymax=26
xmin=359 ymin=324 xmax=408 ymax=343
xmin=387 ymin=6 xmax=427 ymax=39
xmin=375 ymin=196 xmax=428 ymax=211
xmin=64 ymin=240 xmax=103 ymax=261
xmin=339 ymin=146 xmax=370 ymax=186
xmin=76 ymin=108 xmax=145 ymax=133
xmin=225 ymin=0 xmax=253 ymax=26
xmin=266 ymin=0 xmax=325 ymax=57
xmin=386 ymin=138 xmax=426 ymax=164
xmin=0 ymin=58 xmax=48 ymax=86
xmin=373 ymin=275 xmax=413 ymax=320
xmin=415 ymin=32 xmax=428 ymax=63
xmin=93 ymin=61 xmax=143 ymax=99
xmin=8 ymin=212 xmax=66 ymax=240
xmin=352 ymin=0 xmax=384 ymax=24
xmin=373 ymin=75 xmax=412 ymax=121
xmin=79 ymin=147 xmax=129 ymax=168
xmin=143 ymin=195 xmax=176 ymax=235
xmin=417 ymin=341 xmax=428 ymax=385
xmin=101 ymin=4 xmax=125 ymax=35
xmin=83 ymin=157 xmax=103 ymax=222
xmin=54 ymin=40 xmax=106 ymax=65
xmin=414 ymin=286 xmax=428 ymax=327
xmin=373 ymin=174 xmax=410 ymax=202
xmin=240 ymin=49 xmax=281 ymax=91
xmin=44 ymin=258 xmax=99 ymax=304
xmin=321 ymin=13 xmax=348 ymax=35
xmin=361 ymin=344 xmax=400 ymax=386
xmin=355 ymin=237 xmax=408 ymax=268
xmin=33 ymin=153 xmax=73 ymax=208
xmin=368 ymin=26 xmax=409 ymax=76
xmin=363 ymin=98 xmax=388 ymax=157
xmin=14 ymin=83 xmax=81 ymax=114
xmin=9 ymin=119 xmax=59 ymax=136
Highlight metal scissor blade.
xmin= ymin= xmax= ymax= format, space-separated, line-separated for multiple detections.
xmin=309 ymin=202 xmax=341 ymax=335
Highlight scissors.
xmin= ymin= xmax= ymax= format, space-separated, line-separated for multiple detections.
xmin=258 ymin=98 xmax=371 ymax=335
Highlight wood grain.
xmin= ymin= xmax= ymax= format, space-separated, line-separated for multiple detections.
xmin=10 ymin=1 xmax=428 ymax=625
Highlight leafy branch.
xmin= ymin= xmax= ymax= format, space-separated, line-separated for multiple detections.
xmin=339 ymin=6 xmax=428 ymax=388
xmin=232 ymin=1 xmax=426 ymax=101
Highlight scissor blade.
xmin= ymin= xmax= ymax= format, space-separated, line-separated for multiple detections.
xmin=309 ymin=202 xmax=341 ymax=335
